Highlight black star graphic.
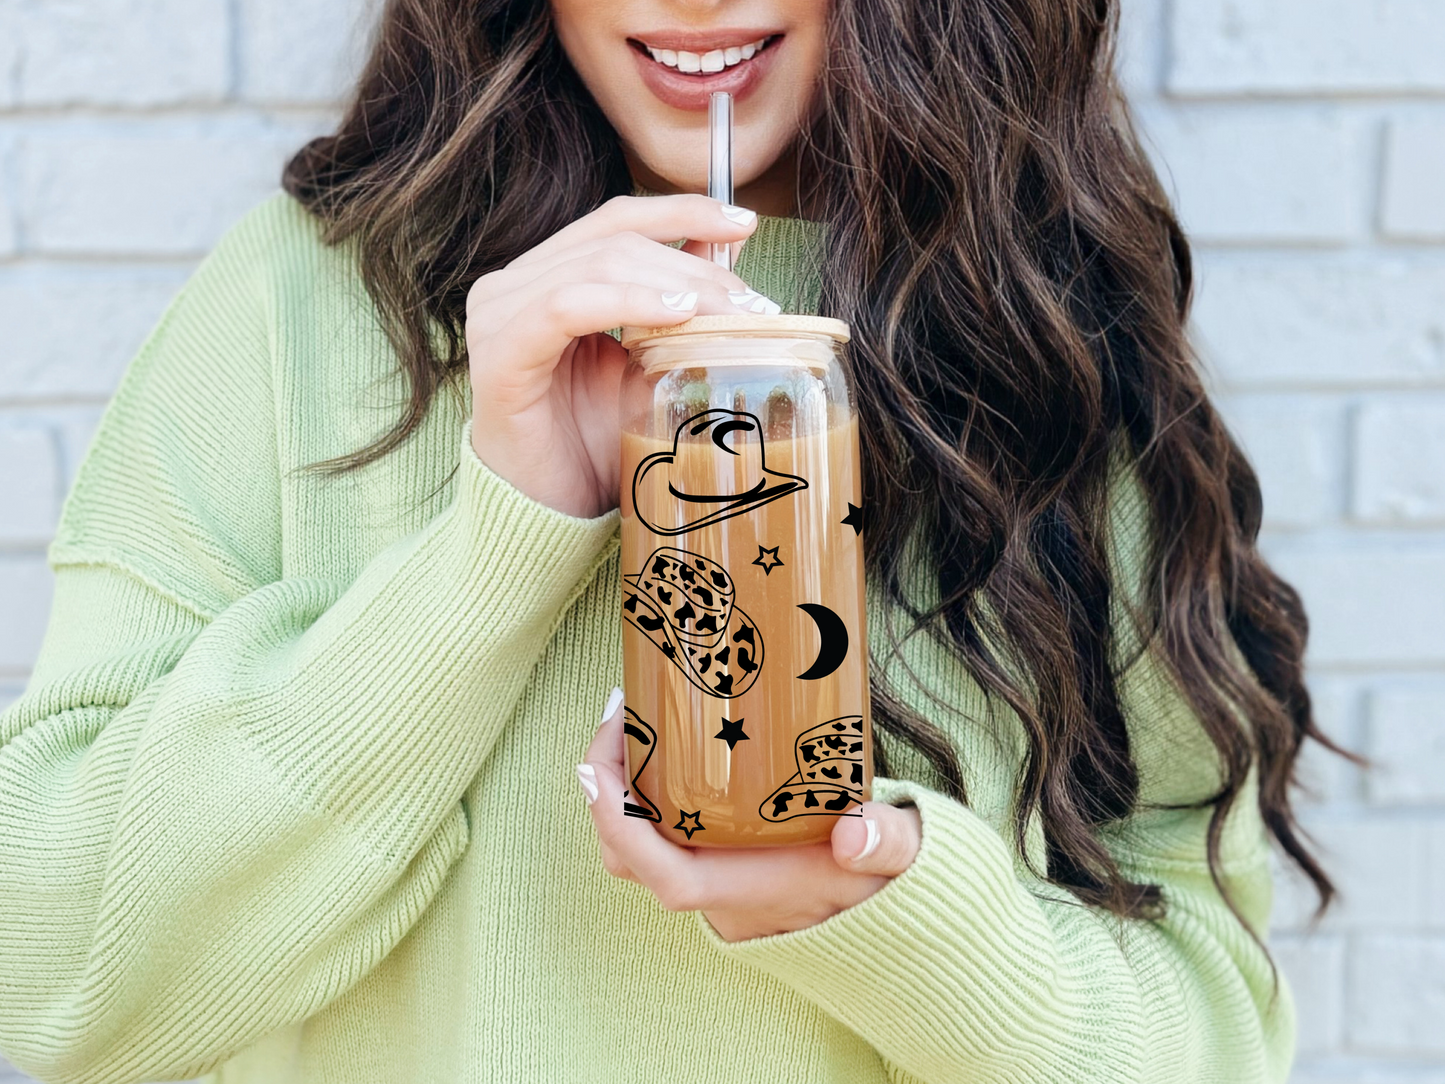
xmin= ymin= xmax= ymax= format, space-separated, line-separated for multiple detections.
xmin=752 ymin=545 xmax=784 ymax=575
xmin=715 ymin=717 xmax=750 ymax=751
xmin=841 ymin=502 xmax=865 ymax=536
xmin=674 ymin=809 xmax=706 ymax=840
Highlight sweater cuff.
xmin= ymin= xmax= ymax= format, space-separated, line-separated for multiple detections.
xmin=232 ymin=423 xmax=619 ymax=859
xmin=451 ymin=421 xmax=620 ymax=600
xmin=693 ymin=779 xmax=1144 ymax=1082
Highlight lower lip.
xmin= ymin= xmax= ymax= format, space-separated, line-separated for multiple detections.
xmin=630 ymin=38 xmax=784 ymax=111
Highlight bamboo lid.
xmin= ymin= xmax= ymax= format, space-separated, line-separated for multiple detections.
xmin=619 ymin=314 xmax=850 ymax=350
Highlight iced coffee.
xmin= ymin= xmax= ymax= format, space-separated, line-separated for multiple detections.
xmin=618 ymin=315 xmax=872 ymax=847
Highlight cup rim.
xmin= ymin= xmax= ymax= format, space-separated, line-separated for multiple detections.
xmin=619 ymin=314 xmax=851 ymax=350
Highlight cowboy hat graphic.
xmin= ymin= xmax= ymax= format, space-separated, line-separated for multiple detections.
xmin=759 ymin=715 xmax=866 ymax=822
xmin=631 ymin=410 xmax=809 ymax=536
xmin=622 ymin=547 xmax=764 ymax=699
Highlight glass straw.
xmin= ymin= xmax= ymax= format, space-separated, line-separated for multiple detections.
xmin=708 ymin=91 xmax=734 ymax=272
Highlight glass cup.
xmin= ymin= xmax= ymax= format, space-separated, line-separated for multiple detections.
xmin=618 ymin=315 xmax=872 ymax=847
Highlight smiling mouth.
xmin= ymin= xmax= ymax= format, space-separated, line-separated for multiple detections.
xmin=627 ymin=34 xmax=782 ymax=76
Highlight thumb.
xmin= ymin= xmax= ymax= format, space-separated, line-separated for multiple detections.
xmin=831 ymin=801 xmax=922 ymax=878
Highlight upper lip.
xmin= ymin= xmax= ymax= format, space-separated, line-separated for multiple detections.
xmin=628 ymin=27 xmax=783 ymax=52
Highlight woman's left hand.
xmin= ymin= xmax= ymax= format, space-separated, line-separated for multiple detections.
xmin=576 ymin=690 xmax=922 ymax=943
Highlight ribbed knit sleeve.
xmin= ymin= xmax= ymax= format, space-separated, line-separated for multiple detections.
xmin=0 ymin=204 xmax=618 ymax=1084
xmin=689 ymin=447 xmax=1293 ymax=1084
xmin=696 ymin=712 xmax=1295 ymax=1084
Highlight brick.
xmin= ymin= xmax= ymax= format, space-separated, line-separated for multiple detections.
xmin=1384 ymin=118 xmax=1445 ymax=244
xmin=1273 ymin=935 xmax=1344 ymax=1056
xmin=238 ymin=0 xmax=371 ymax=104
xmin=0 ymin=1055 xmax=41 ymax=1083
xmin=0 ymin=1053 xmax=189 ymax=1084
xmin=1263 ymin=547 xmax=1445 ymax=668
xmin=1192 ymin=257 xmax=1445 ymax=389
xmin=1114 ymin=0 xmax=1163 ymax=100
xmin=1290 ymin=1068 xmax=1445 ymax=1084
xmin=1216 ymin=395 xmax=1342 ymax=528
xmin=0 ymin=136 xmax=16 ymax=258
xmin=0 ymin=197 xmax=15 ymax=261
xmin=0 ymin=556 xmax=53 ymax=672
xmin=0 ymin=423 xmax=59 ymax=545
xmin=18 ymin=116 xmax=330 ymax=257
xmin=1295 ymin=678 xmax=1361 ymax=807
xmin=13 ymin=0 xmax=228 ymax=107
xmin=1350 ymin=936 xmax=1445 ymax=1055
xmin=1269 ymin=816 xmax=1436 ymax=934
xmin=1169 ymin=0 xmax=1445 ymax=96
xmin=50 ymin=407 xmax=108 ymax=484
xmin=1354 ymin=400 xmax=1445 ymax=524
xmin=1 ymin=406 xmax=111 ymax=486
xmin=1366 ymin=686 xmax=1445 ymax=806
xmin=1136 ymin=106 xmax=1367 ymax=244
xmin=0 ymin=7 xmax=20 ymax=110
xmin=0 ymin=264 xmax=191 ymax=400
xmin=1426 ymin=831 xmax=1445 ymax=925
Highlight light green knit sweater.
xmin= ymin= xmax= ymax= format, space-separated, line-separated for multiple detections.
xmin=0 ymin=194 xmax=1292 ymax=1084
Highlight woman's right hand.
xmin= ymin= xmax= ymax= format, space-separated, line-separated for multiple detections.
xmin=465 ymin=194 xmax=774 ymax=519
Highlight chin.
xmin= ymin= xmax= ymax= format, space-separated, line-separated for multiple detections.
xmin=635 ymin=149 xmax=711 ymax=193
xmin=628 ymin=135 xmax=791 ymax=198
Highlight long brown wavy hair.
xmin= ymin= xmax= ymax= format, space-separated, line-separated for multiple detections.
xmin=283 ymin=0 xmax=1347 ymax=923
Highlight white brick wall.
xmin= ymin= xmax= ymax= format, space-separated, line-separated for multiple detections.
xmin=0 ymin=0 xmax=366 ymax=1074
xmin=1384 ymin=119 xmax=1445 ymax=241
xmin=0 ymin=1 xmax=1441 ymax=1082
xmin=1355 ymin=402 xmax=1445 ymax=523
xmin=1167 ymin=0 xmax=1445 ymax=95
xmin=12 ymin=0 xmax=231 ymax=107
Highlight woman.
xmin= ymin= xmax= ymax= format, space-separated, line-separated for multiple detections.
xmin=0 ymin=0 xmax=1341 ymax=1081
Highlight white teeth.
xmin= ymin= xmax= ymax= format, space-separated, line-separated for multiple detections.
xmin=645 ymin=36 xmax=770 ymax=74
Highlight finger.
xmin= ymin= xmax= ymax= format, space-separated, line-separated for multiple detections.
xmin=578 ymin=689 xmax=670 ymax=886
xmin=471 ymin=247 xmax=761 ymax=361
xmin=678 ymin=237 xmax=747 ymax=268
xmin=831 ymin=802 xmax=922 ymax=878
xmin=581 ymin=741 xmax=706 ymax=910
xmin=471 ymin=237 xmax=775 ymax=349
xmin=597 ymin=839 xmax=639 ymax=883
xmin=495 ymin=231 xmax=752 ymax=299
xmin=580 ymin=689 xmax=638 ymax=883
xmin=485 ymin=282 xmax=701 ymax=379
xmin=584 ymin=686 xmax=626 ymax=766
xmin=471 ymin=265 xmax=749 ymax=339
xmin=562 ymin=250 xmax=758 ymax=316
xmin=513 ymin=194 xmax=758 ymax=269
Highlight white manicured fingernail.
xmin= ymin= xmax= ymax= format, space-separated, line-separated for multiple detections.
xmin=854 ymin=817 xmax=880 ymax=861
xmin=575 ymin=764 xmax=599 ymax=804
xmin=728 ymin=288 xmax=782 ymax=316
xmin=601 ymin=686 xmax=624 ymax=725
xmin=661 ymin=290 xmax=698 ymax=312
xmin=721 ymin=204 xmax=757 ymax=226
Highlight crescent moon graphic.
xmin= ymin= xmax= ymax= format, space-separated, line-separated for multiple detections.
xmin=796 ymin=603 xmax=849 ymax=681
xmin=708 ymin=418 xmax=755 ymax=453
